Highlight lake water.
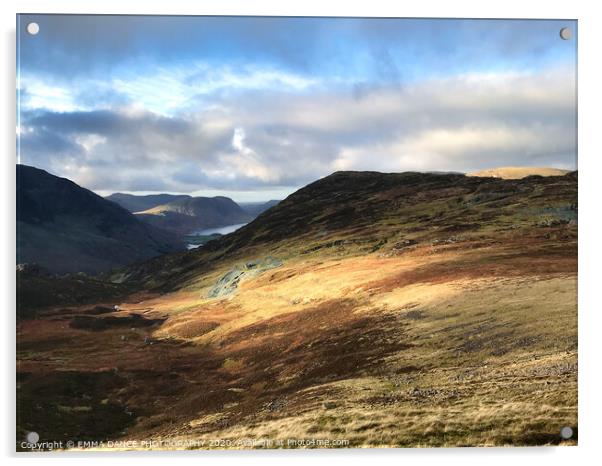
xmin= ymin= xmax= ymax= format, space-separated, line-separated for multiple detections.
xmin=194 ymin=223 xmax=248 ymax=236
xmin=186 ymin=223 xmax=248 ymax=249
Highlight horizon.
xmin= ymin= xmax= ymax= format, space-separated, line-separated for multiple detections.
xmin=18 ymin=161 xmax=574 ymax=204
xmin=94 ymin=165 xmax=576 ymax=202
xmin=17 ymin=16 xmax=577 ymax=199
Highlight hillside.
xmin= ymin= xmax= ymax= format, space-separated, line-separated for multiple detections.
xmin=120 ymin=170 xmax=577 ymax=289
xmin=17 ymin=170 xmax=577 ymax=449
xmin=105 ymin=193 xmax=191 ymax=213
xmin=467 ymin=166 xmax=570 ymax=179
xmin=135 ymin=196 xmax=252 ymax=235
xmin=16 ymin=165 xmax=185 ymax=275
xmin=239 ymin=200 xmax=281 ymax=217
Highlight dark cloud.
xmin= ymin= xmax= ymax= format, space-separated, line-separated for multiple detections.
xmin=20 ymin=126 xmax=81 ymax=155
xmin=25 ymin=109 xmax=190 ymax=136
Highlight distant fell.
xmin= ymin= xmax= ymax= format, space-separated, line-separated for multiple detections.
xmin=467 ymin=167 xmax=570 ymax=179
xmin=239 ymin=200 xmax=281 ymax=217
xmin=135 ymin=196 xmax=252 ymax=235
xmin=106 ymin=193 xmax=191 ymax=213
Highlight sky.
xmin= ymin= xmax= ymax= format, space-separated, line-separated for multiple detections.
xmin=17 ymin=15 xmax=577 ymax=202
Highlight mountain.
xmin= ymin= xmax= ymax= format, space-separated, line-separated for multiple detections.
xmin=120 ymin=170 xmax=578 ymax=288
xmin=18 ymin=169 xmax=577 ymax=448
xmin=106 ymin=194 xmax=276 ymax=236
xmin=134 ymin=196 xmax=253 ymax=235
xmin=17 ymin=165 xmax=185 ymax=275
xmin=238 ymin=200 xmax=281 ymax=217
xmin=105 ymin=193 xmax=191 ymax=213
xmin=467 ymin=166 xmax=570 ymax=179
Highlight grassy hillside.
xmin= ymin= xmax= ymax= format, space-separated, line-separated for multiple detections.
xmin=17 ymin=170 xmax=577 ymax=449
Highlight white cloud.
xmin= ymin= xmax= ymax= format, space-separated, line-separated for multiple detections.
xmin=107 ymin=64 xmax=318 ymax=116
xmin=20 ymin=79 xmax=83 ymax=113
xmin=230 ymin=127 xmax=277 ymax=182
xmin=231 ymin=127 xmax=246 ymax=152
xmin=21 ymin=62 xmax=320 ymax=116
xmin=74 ymin=134 xmax=106 ymax=153
xmin=20 ymin=65 xmax=576 ymax=195
xmin=332 ymin=125 xmax=573 ymax=173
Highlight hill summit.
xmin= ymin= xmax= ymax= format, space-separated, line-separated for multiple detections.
xmin=467 ymin=166 xmax=570 ymax=179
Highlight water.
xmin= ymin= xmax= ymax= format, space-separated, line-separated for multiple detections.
xmin=186 ymin=223 xmax=248 ymax=249
xmin=194 ymin=223 xmax=248 ymax=236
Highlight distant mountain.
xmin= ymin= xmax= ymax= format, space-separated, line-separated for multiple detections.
xmin=135 ymin=196 xmax=253 ymax=235
xmin=105 ymin=193 xmax=191 ymax=213
xmin=17 ymin=165 xmax=185 ymax=275
xmin=239 ymin=200 xmax=281 ymax=217
xmin=468 ymin=166 xmax=570 ymax=179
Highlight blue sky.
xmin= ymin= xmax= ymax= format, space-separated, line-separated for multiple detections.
xmin=17 ymin=15 xmax=577 ymax=201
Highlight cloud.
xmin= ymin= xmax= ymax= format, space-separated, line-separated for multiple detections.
xmin=15 ymin=13 xmax=577 ymax=199
xmin=18 ymin=63 xmax=576 ymax=196
xmin=230 ymin=127 xmax=278 ymax=182
xmin=19 ymin=64 xmax=319 ymax=116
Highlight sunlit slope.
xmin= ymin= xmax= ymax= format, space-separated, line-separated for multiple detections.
xmin=467 ymin=166 xmax=570 ymax=179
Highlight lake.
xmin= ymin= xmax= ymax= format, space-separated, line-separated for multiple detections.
xmin=194 ymin=223 xmax=248 ymax=236
xmin=186 ymin=223 xmax=248 ymax=249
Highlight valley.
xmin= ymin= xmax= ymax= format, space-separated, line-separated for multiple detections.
xmin=108 ymin=191 xmax=278 ymax=239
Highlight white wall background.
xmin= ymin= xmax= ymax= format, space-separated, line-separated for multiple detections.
xmin=2 ymin=1 xmax=600 ymax=465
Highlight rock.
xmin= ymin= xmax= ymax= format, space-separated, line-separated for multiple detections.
xmin=16 ymin=263 xmax=50 ymax=277
xmin=392 ymin=239 xmax=417 ymax=250
xmin=264 ymin=398 xmax=287 ymax=412
xmin=208 ymin=257 xmax=283 ymax=298
xmin=404 ymin=310 xmax=426 ymax=320
xmin=323 ymin=401 xmax=337 ymax=410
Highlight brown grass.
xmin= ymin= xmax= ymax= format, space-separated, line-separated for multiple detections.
xmin=17 ymin=234 xmax=577 ymax=449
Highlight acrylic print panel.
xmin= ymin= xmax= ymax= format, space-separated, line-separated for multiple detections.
xmin=16 ymin=14 xmax=577 ymax=451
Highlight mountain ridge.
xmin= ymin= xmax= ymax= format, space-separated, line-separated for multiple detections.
xmin=135 ymin=196 xmax=252 ymax=235
xmin=105 ymin=193 xmax=191 ymax=213
xmin=467 ymin=166 xmax=570 ymax=179
xmin=17 ymin=164 xmax=185 ymax=275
